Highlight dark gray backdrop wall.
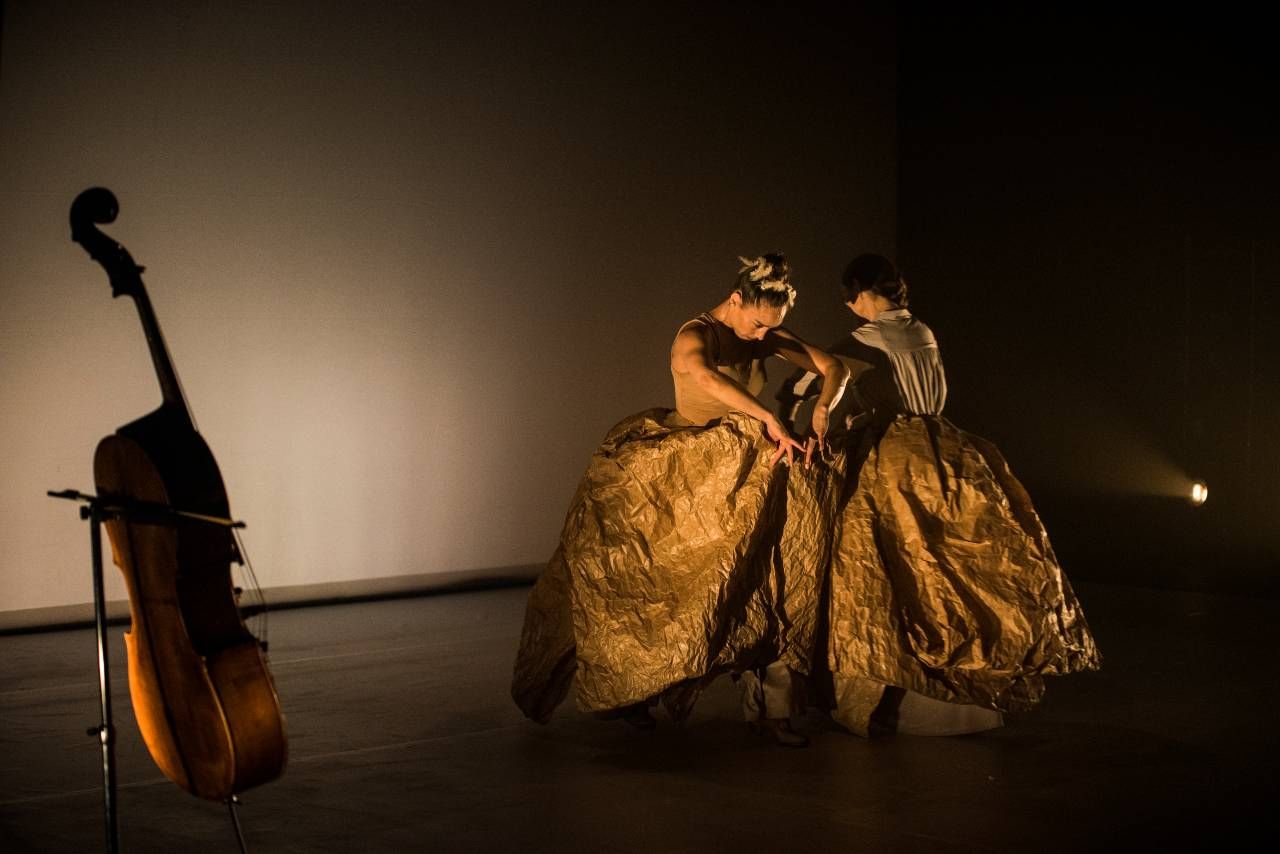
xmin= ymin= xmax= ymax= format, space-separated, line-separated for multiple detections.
xmin=898 ymin=7 xmax=1279 ymax=594
xmin=0 ymin=1 xmax=897 ymax=616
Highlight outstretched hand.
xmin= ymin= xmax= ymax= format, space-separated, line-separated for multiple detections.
xmin=804 ymin=404 xmax=832 ymax=467
xmin=765 ymin=416 xmax=807 ymax=467
xmin=803 ymin=436 xmax=818 ymax=468
xmin=810 ymin=404 xmax=830 ymax=451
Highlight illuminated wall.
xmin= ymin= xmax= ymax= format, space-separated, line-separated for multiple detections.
xmin=0 ymin=2 xmax=897 ymax=617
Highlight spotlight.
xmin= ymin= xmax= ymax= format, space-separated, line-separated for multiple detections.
xmin=1188 ymin=481 xmax=1208 ymax=506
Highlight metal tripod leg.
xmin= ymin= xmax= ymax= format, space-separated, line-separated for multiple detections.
xmin=86 ymin=504 xmax=120 ymax=854
xmin=227 ymin=795 xmax=248 ymax=854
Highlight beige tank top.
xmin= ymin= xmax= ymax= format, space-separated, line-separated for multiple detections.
xmin=671 ymin=313 xmax=767 ymax=426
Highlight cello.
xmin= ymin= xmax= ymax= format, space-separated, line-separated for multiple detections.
xmin=69 ymin=187 xmax=287 ymax=802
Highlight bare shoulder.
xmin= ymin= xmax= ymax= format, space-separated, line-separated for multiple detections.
xmin=671 ymin=320 xmax=711 ymax=370
xmin=672 ymin=316 xmax=712 ymax=348
xmin=674 ymin=314 xmax=710 ymax=337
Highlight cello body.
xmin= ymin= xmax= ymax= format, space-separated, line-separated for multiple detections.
xmin=72 ymin=188 xmax=286 ymax=801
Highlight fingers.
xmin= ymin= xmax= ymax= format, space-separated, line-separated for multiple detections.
xmin=770 ymin=433 xmax=809 ymax=468
xmin=773 ymin=437 xmax=801 ymax=467
xmin=804 ymin=437 xmax=815 ymax=469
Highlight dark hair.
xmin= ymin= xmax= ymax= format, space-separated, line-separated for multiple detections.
xmin=841 ymin=253 xmax=908 ymax=307
xmin=734 ymin=252 xmax=796 ymax=308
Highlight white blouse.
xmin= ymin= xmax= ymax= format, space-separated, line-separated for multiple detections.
xmin=852 ymin=308 xmax=947 ymax=416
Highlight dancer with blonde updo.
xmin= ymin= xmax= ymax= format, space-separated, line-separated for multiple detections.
xmin=512 ymin=253 xmax=849 ymax=746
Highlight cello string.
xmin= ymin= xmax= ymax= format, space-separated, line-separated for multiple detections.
xmin=233 ymin=529 xmax=270 ymax=653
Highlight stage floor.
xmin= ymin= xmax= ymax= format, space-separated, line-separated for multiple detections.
xmin=1 ymin=581 xmax=1273 ymax=852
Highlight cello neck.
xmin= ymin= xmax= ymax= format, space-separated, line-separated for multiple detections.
xmin=70 ymin=188 xmax=195 ymax=429
xmin=130 ymin=286 xmax=195 ymax=426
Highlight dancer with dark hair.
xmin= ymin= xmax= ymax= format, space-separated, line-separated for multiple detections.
xmin=781 ymin=254 xmax=1101 ymax=736
xmin=512 ymin=254 xmax=849 ymax=746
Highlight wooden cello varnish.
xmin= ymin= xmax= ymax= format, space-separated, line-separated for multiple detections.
xmin=72 ymin=187 xmax=286 ymax=801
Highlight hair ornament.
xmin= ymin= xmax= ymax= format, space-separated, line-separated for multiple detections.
xmin=737 ymin=255 xmax=775 ymax=283
xmin=735 ymin=252 xmax=796 ymax=306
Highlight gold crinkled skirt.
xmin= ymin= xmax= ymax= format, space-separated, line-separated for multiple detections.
xmin=511 ymin=410 xmax=1100 ymax=728
xmin=828 ymin=416 xmax=1101 ymax=734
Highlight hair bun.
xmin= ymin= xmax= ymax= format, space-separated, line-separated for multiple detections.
xmin=734 ymin=252 xmax=795 ymax=308
xmin=841 ymin=254 xmax=908 ymax=307
xmin=887 ymin=275 xmax=909 ymax=305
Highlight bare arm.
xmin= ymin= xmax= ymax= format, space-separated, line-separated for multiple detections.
xmin=670 ymin=325 xmax=805 ymax=465
xmin=764 ymin=328 xmax=850 ymax=448
xmin=671 ymin=327 xmax=773 ymax=422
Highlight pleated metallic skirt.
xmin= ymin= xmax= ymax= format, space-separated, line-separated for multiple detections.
xmin=828 ymin=415 xmax=1101 ymax=734
xmin=511 ymin=410 xmax=1100 ymax=728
